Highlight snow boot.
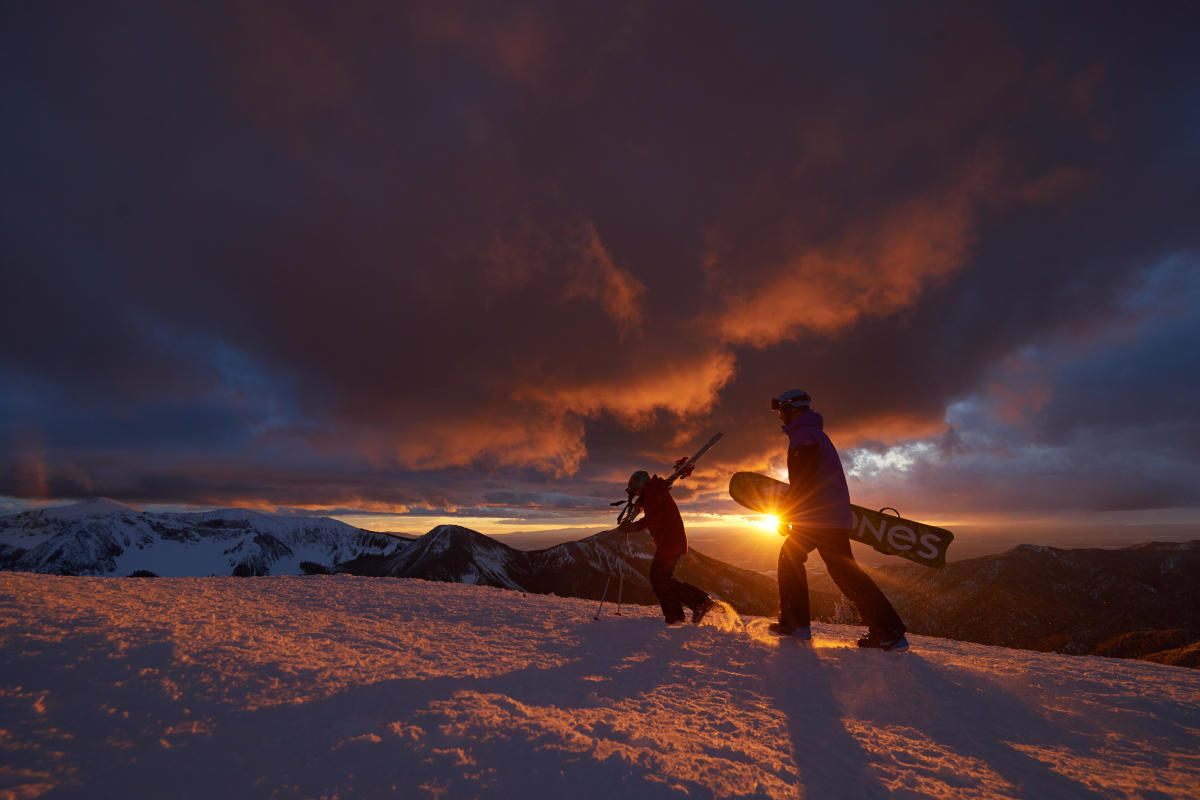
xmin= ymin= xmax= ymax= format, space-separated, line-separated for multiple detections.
xmin=692 ymin=597 xmax=715 ymax=625
xmin=768 ymin=622 xmax=812 ymax=641
xmin=857 ymin=629 xmax=909 ymax=652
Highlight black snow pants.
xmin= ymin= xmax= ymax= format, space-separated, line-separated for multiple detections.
xmin=778 ymin=528 xmax=905 ymax=635
xmin=650 ymin=552 xmax=709 ymax=624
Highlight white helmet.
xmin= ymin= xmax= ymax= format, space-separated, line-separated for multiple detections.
xmin=771 ymin=389 xmax=811 ymax=412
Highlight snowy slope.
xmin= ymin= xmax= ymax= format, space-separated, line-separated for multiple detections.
xmin=1 ymin=573 xmax=1197 ymax=799
xmin=0 ymin=500 xmax=403 ymax=577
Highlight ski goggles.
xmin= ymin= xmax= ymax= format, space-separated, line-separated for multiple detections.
xmin=771 ymin=391 xmax=811 ymax=411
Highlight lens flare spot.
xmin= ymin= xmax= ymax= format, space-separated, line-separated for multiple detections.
xmin=755 ymin=514 xmax=781 ymax=534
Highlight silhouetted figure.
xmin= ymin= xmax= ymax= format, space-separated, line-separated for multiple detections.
xmin=618 ymin=470 xmax=714 ymax=625
xmin=769 ymin=389 xmax=908 ymax=651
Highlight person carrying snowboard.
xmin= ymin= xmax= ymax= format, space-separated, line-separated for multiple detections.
xmin=618 ymin=470 xmax=715 ymax=626
xmin=769 ymin=389 xmax=908 ymax=651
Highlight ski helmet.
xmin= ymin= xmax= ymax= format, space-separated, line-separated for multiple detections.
xmin=627 ymin=470 xmax=651 ymax=495
xmin=771 ymin=389 xmax=811 ymax=412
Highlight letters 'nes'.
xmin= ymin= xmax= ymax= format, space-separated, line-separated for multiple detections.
xmin=729 ymin=472 xmax=954 ymax=568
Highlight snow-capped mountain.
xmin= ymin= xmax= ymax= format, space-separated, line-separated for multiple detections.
xmin=341 ymin=525 xmax=781 ymax=616
xmin=0 ymin=500 xmax=778 ymax=615
xmin=342 ymin=524 xmax=535 ymax=590
xmin=7 ymin=500 xmax=1196 ymax=668
xmin=0 ymin=499 xmax=405 ymax=577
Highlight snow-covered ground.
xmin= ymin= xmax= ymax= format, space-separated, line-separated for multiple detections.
xmin=1 ymin=574 xmax=1197 ymax=799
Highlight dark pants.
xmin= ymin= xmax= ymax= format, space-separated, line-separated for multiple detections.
xmin=779 ymin=529 xmax=904 ymax=635
xmin=650 ymin=552 xmax=709 ymax=623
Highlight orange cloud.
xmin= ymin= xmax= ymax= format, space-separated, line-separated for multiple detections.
xmin=516 ymin=348 xmax=737 ymax=428
xmin=715 ymin=154 xmax=1002 ymax=347
xmin=479 ymin=220 xmax=645 ymax=335
xmin=357 ymin=414 xmax=589 ymax=477
xmin=563 ymin=223 xmax=647 ymax=338
xmin=829 ymin=414 xmax=950 ymax=450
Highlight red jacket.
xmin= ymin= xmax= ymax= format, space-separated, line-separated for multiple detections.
xmin=634 ymin=476 xmax=687 ymax=558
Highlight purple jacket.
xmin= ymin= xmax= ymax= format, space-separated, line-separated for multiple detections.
xmin=783 ymin=410 xmax=854 ymax=530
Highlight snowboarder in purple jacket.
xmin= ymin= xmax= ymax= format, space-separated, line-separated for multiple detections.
xmin=770 ymin=389 xmax=908 ymax=651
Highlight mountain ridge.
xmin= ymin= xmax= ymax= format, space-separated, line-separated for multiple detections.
xmin=0 ymin=500 xmax=405 ymax=578
xmin=4 ymin=500 xmax=1197 ymax=668
xmin=838 ymin=538 xmax=1200 ymax=668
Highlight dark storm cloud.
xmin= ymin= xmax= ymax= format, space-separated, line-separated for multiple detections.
xmin=2 ymin=1 xmax=1198 ymax=519
xmin=840 ymin=257 xmax=1200 ymax=516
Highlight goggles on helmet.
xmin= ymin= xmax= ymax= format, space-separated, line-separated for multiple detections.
xmin=771 ymin=390 xmax=811 ymax=411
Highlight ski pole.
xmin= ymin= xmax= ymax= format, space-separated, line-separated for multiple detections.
xmin=592 ymin=574 xmax=612 ymax=620
xmin=614 ymin=528 xmax=630 ymax=616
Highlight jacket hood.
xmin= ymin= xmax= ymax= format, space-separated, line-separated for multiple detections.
xmin=783 ymin=409 xmax=824 ymax=434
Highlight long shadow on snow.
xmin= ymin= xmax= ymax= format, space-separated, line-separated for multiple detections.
xmin=812 ymin=647 xmax=1112 ymax=799
xmin=761 ymin=638 xmax=891 ymax=800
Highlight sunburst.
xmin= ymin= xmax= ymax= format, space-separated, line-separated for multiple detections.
xmin=755 ymin=514 xmax=782 ymax=534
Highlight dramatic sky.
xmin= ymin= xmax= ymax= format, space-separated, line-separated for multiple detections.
xmin=3 ymin=2 xmax=1198 ymax=549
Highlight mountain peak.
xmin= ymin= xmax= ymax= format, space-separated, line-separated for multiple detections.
xmin=39 ymin=498 xmax=141 ymax=520
xmin=421 ymin=524 xmax=514 ymax=554
xmin=426 ymin=524 xmax=480 ymax=537
xmin=422 ymin=525 xmax=513 ymax=547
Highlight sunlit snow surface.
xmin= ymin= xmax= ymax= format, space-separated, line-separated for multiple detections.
xmin=1 ymin=574 xmax=1197 ymax=799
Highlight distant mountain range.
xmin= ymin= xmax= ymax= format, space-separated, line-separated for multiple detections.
xmin=819 ymin=540 xmax=1200 ymax=668
xmin=0 ymin=499 xmax=779 ymax=616
xmin=0 ymin=498 xmax=402 ymax=577
xmin=338 ymin=524 xmax=780 ymax=616
xmin=3 ymin=500 xmax=1196 ymax=667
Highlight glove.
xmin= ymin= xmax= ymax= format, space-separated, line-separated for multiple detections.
xmin=674 ymin=456 xmax=695 ymax=479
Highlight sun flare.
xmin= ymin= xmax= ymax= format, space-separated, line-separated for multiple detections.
xmin=755 ymin=514 xmax=781 ymax=534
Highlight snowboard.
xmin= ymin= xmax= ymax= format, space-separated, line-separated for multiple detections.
xmin=727 ymin=472 xmax=954 ymax=568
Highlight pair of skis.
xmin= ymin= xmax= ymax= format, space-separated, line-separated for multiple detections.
xmin=610 ymin=432 xmax=724 ymax=524
xmin=593 ymin=432 xmax=723 ymax=620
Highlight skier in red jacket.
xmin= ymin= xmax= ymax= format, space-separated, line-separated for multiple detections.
xmin=618 ymin=470 xmax=715 ymax=625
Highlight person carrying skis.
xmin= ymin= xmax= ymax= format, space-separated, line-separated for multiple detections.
xmin=769 ymin=389 xmax=909 ymax=651
xmin=618 ymin=470 xmax=715 ymax=626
